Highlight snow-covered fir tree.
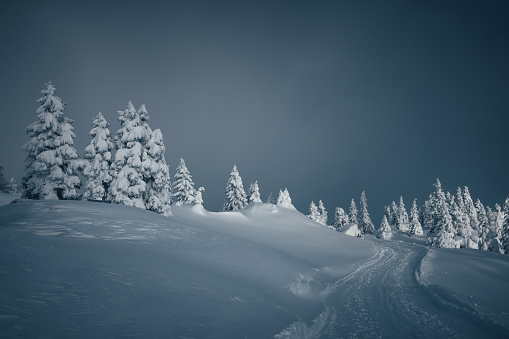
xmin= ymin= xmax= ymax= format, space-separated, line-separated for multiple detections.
xmin=489 ymin=204 xmax=505 ymax=253
xmin=308 ymin=201 xmax=320 ymax=223
xmin=500 ymin=202 xmax=509 ymax=254
xmin=377 ymin=215 xmax=392 ymax=239
xmin=317 ymin=200 xmax=328 ymax=226
xmin=333 ymin=207 xmax=349 ymax=230
xmin=427 ymin=198 xmax=457 ymax=248
xmin=358 ymin=191 xmax=374 ymax=234
xmin=7 ymin=178 xmax=21 ymax=195
xmin=0 ymin=163 xmax=7 ymax=192
xmin=463 ymin=186 xmax=479 ymax=231
xmin=248 ymin=181 xmax=262 ymax=203
xmin=349 ymin=199 xmax=358 ymax=225
xmin=172 ymin=158 xmax=196 ymax=206
xmin=194 ymin=187 xmax=205 ymax=205
xmin=277 ymin=188 xmax=295 ymax=209
xmin=223 ymin=165 xmax=248 ymax=211
xmin=108 ymin=102 xmax=149 ymax=208
xmin=476 ymin=199 xmax=490 ymax=251
xmin=397 ymin=196 xmax=410 ymax=232
xmin=21 ymin=82 xmax=81 ymax=200
xmin=82 ymin=112 xmax=114 ymax=202
xmin=389 ymin=201 xmax=399 ymax=229
xmin=408 ymin=199 xmax=423 ymax=236
xmin=424 ymin=179 xmax=447 ymax=232
xmin=142 ymin=129 xmax=172 ymax=216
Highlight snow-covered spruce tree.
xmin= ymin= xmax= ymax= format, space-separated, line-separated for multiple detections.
xmin=172 ymin=158 xmax=196 ymax=206
xmin=248 ymin=181 xmax=262 ymax=203
xmin=489 ymin=204 xmax=505 ymax=253
xmin=21 ymin=82 xmax=81 ymax=200
xmin=223 ymin=165 xmax=248 ymax=211
xmin=349 ymin=199 xmax=358 ymax=225
xmin=318 ymin=200 xmax=328 ymax=226
xmin=408 ymin=199 xmax=423 ymax=236
xmin=427 ymin=199 xmax=457 ymax=248
xmin=142 ymin=129 xmax=172 ymax=215
xmin=333 ymin=207 xmax=349 ymax=230
xmin=0 ymin=163 xmax=7 ymax=192
xmin=397 ymin=196 xmax=410 ymax=232
xmin=424 ymin=178 xmax=447 ymax=233
xmin=108 ymin=102 xmax=148 ymax=208
xmin=358 ymin=191 xmax=375 ymax=234
xmin=82 ymin=112 xmax=114 ymax=202
xmin=389 ymin=201 xmax=399 ymax=229
xmin=463 ymin=187 xmax=479 ymax=232
xmin=377 ymin=215 xmax=392 ymax=240
xmin=7 ymin=178 xmax=21 ymax=195
xmin=277 ymin=188 xmax=295 ymax=209
xmin=194 ymin=187 xmax=205 ymax=205
xmin=476 ymin=199 xmax=490 ymax=250
xmin=308 ymin=201 xmax=320 ymax=223
xmin=383 ymin=205 xmax=391 ymax=226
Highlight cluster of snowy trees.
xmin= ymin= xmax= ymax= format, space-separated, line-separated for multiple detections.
xmin=20 ymin=83 xmax=298 ymax=216
xmin=309 ymin=191 xmax=375 ymax=235
xmin=380 ymin=197 xmax=423 ymax=238
xmin=20 ymin=83 xmax=206 ymax=216
xmin=421 ymin=179 xmax=509 ymax=254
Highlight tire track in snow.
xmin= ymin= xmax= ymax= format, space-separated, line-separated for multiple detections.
xmin=276 ymin=240 xmax=507 ymax=339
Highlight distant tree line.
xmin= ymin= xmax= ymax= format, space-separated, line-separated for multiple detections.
xmin=16 ymin=82 xmax=509 ymax=256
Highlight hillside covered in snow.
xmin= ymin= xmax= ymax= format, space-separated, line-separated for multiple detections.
xmin=0 ymin=195 xmax=508 ymax=338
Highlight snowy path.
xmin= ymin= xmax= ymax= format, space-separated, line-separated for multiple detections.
xmin=278 ymin=240 xmax=509 ymax=339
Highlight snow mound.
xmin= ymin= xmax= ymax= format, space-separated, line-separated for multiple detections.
xmin=340 ymin=223 xmax=361 ymax=237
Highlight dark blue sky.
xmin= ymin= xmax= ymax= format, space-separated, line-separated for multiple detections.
xmin=1 ymin=0 xmax=508 ymax=220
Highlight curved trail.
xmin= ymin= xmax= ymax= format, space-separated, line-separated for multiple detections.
xmin=277 ymin=240 xmax=509 ymax=339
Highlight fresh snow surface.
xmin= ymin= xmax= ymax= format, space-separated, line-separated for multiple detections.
xmin=1 ymin=200 xmax=508 ymax=338
xmin=0 ymin=200 xmax=373 ymax=338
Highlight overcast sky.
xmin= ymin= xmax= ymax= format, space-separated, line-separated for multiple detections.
xmin=1 ymin=0 xmax=508 ymax=218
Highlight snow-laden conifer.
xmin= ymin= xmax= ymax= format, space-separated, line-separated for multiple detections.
xmin=427 ymin=199 xmax=457 ymax=248
xmin=333 ymin=207 xmax=349 ymax=230
xmin=108 ymin=102 xmax=148 ymax=208
xmin=358 ymin=191 xmax=375 ymax=234
xmin=172 ymin=158 xmax=196 ymax=206
xmin=397 ymin=196 xmax=410 ymax=232
xmin=223 ymin=165 xmax=248 ymax=211
xmin=21 ymin=82 xmax=81 ymax=200
xmin=463 ymin=187 xmax=479 ymax=231
xmin=248 ymin=181 xmax=262 ymax=203
xmin=194 ymin=187 xmax=205 ymax=205
xmin=489 ymin=204 xmax=505 ymax=253
xmin=408 ymin=199 xmax=423 ymax=236
xmin=317 ymin=200 xmax=328 ymax=226
xmin=142 ymin=129 xmax=172 ymax=215
xmin=0 ymin=163 xmax=7 ymax=192
xmin=7 ymin=178 xmax=21 ymax=195
xmin=389 ymin=201 xmax=399 ymax=229
xmin=308 ymin=201 xmax=320 ymax=223
xmin=349 ymin=199 xmax=358 ymax=225
xmin=277 ymin=188 xmax=295 ymax=209
xmin=476 ymin=199 xmax=490 ymax=250
xmin=82 ymin=112 xmax=114 ymax=202
xmin=377 ymin=215 xmax=392 ymax=239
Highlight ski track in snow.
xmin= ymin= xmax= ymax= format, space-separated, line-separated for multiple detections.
xmin=276 ymin=240 xmax=509 ymax=339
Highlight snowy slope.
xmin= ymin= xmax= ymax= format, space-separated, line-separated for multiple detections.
xmin=418 ymin=247 xmax=509 ymax=329
xmin=0 ymin=200 xmax=374 ymax=338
